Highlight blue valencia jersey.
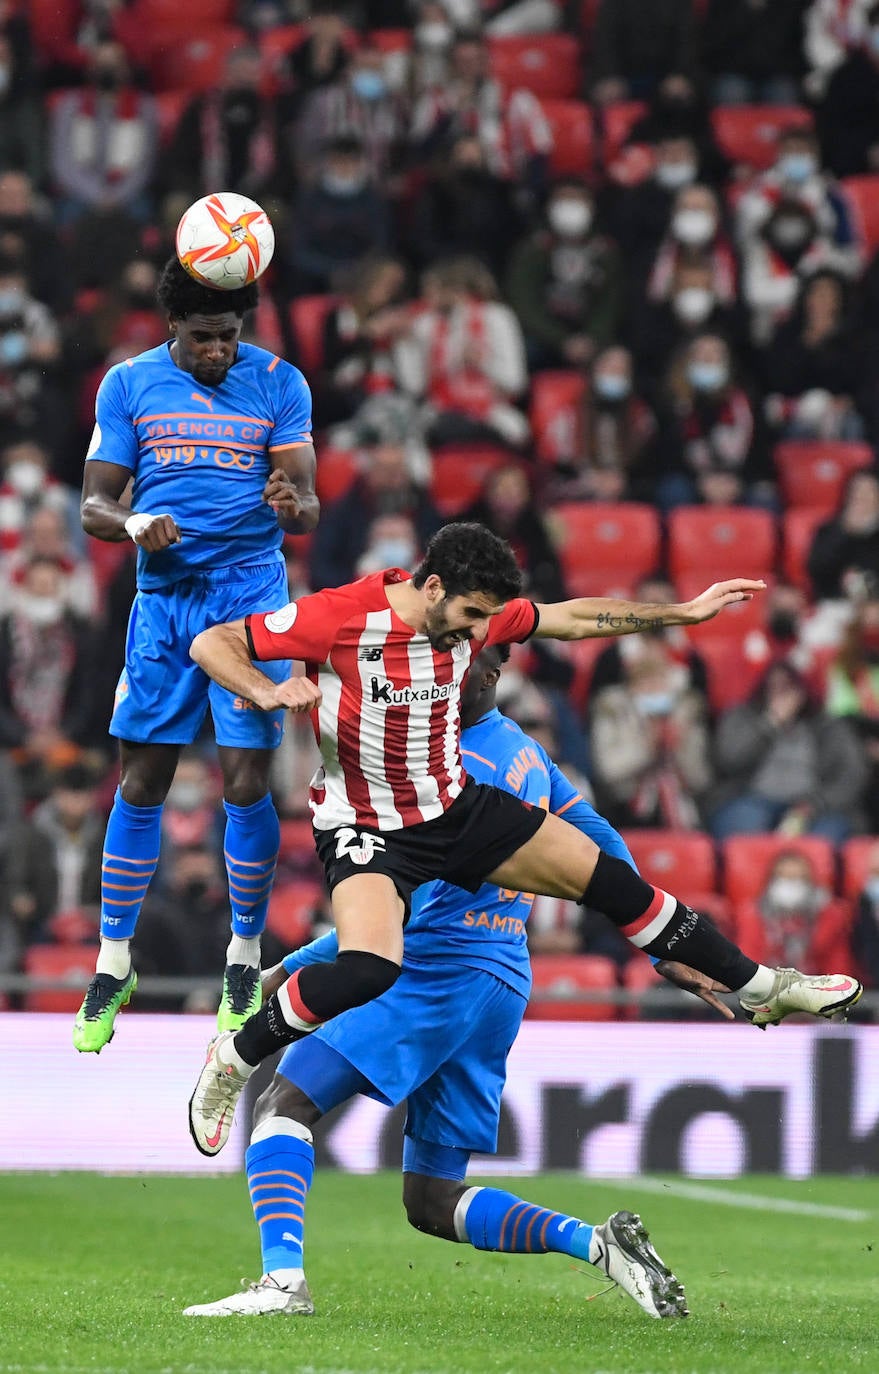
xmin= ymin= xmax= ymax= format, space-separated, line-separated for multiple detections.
xmin=283 ymin=708 xmax=635 ymax=999
xmin=86 ymin=341 xmax=312 ymax=589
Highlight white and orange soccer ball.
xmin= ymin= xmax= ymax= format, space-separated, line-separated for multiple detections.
xmin=175 ymin=191 xmax=275 ymax=290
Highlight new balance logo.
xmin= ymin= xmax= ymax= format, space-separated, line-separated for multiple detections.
xmin=358 ymin=646 xmax=383 ymax=662
xmin=370 ymin=676 xmax=456 ymax=705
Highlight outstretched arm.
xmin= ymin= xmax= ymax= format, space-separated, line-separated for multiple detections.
xmin=531 ymin=579 xmax=766 ymax=642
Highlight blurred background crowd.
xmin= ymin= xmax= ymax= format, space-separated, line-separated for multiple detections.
xmin=3 ymin=0 xmax=879 ymax=1017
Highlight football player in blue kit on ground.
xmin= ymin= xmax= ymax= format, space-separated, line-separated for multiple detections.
xmin=183 ymin=645 xmax=732 ymax=1320
xmin=73 ymin=256 xmax=319 ymax=1053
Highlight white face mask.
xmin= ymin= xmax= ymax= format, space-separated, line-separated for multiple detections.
xmin=672 ymin=208 xmax=716 ymax=246
xmin=6 ymin=459 xmax=43 ymax=498
xmin=373 ymin=538 xmax=416 ymax=569
xmin=166 ymin=781 xmax=208 ymax=813
xmin=655 ymin=161 xmax=697 ymax=190
xmin=673 ymin=287 xmax=714 ymax=325
xmin=767 ymin=876 xmax=811 ymax=910
xmin=15 ymin=592 xmax=64 ymax=626
xmin=548 ymin=200 xmax=592 ymax=238
xmin=416 ymin=21 xmax=452 ymax=50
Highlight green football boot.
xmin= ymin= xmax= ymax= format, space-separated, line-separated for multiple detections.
xmin=72 ymin=968 xmax=138 ymax=1053
xmin=216 ymin=963 xmax=261 ymax=1033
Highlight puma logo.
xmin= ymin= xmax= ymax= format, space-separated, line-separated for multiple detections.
xmin=191 ymin=391 xmax=215 ymax=411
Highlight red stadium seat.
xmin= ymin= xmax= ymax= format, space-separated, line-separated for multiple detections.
xmin=781 ymin=507 xmax=825 ymax=592
xmin=429 ymin=446 xmax=508 ymax=516
xmin=288 ymin=295 xmax=338 ymax=374
xmin=368 ymin=28 xmax=412 ymax=52
xmin=154 ymin=90 xmax=190 ymax=147
xmin=841 ymin=837 xmax=879 ymax=898
xmin=721 ymin=835 xmax=836 ymax=905
xmin=551 ymin=502 xmax=661 ymax=597
xmin=710 ymin=105 xmax=813 ymax=172
xmin=315 ymin=448 xmax=359 ymax=504
xmin=674 ymin=571 xmax=769 ymax=640
xmin=621 ymin=829 xmax=719 ymax=897
xmin=266 ymin=880 xmax=324 ymax=949
xmin=697 ymin=636 xmax=767 ymax=713
xmin=23 ymin=945 xmax=100 ymax=1013
xmin=620 ymin=955 xmax=662 ymax=1019
xmin=149 ymin=26 xmax=248 ymax=94
xmin=526 ymin=954 xmax=618 ymax=1021
xmin=529 ymin=369 xmax=586 ymax=464
xmin=489 ymin=35 xmax=581 ymax=99
xmin=279 ymin=817 xmax=316 ymax=857
xmin=667 ymin=506 xmax=777 ymax=583
xmin=773 ymin=440 xmax=874 ymax=514
xmin=601 ymin=100 xmax=648 ymax=164
xmin=540 ymin=99 xmax=595 ymax=176
xmin=841 ymin=175 xmax=879 ymax=253
xmin=563 ymin=636 xmax=607 ymax=711
xmin=134 ymin=0 xmax=234 ymax=22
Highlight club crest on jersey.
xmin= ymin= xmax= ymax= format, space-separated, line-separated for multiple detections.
xmin=334 ymin=827 xmax=387 ymax=866
xmin=264 ymin=603 xmax=298 ymax=634
xmin=370 ymin=676 xmax=456 ymax=705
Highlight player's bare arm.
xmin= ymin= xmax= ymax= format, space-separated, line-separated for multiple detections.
xmin=190 ymin=618 xmax=322 ymax=713
xmin=531 ymin=578 xmax=767 ymax=641
xmin=81 ymin=459 xmax=182 ymax=550
xmin=263 ymin=443 xmax=320 ymax=534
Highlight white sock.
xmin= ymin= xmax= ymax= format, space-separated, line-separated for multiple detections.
xmin=223 ymin=1037 xmax=257 ymax=1077
xmin=226 ymin=934 xmax=261 ymax=968
xmin=96 ymin=938 xmax=131 ymax=979
xmin=267 ymin=1267 xmax=305 ymax=1290
xmin=739 ymin=964 xmax=776 ymax=999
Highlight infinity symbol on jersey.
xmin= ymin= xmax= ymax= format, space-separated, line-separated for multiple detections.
xmin=213 ymin=448 xmax=256 ymax=470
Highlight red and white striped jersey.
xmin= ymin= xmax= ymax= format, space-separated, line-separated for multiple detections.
xmin=246 ymin=568 xmax=538 ymax=831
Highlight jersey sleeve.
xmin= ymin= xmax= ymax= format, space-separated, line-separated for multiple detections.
xmin=85 ymin=364 xmax=139 ymax=471
xmin=245 ymin=586 xmax=345 ymax=663
xmin=268 ymin=363 xmax=313 ymax=450
xmin=485 ymin=598 xmax=539 ymax=646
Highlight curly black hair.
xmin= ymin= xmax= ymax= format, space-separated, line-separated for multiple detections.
xmin=412 ymin=522 xmax=523 ymax=602
xmin=157 ymin=256 xmax=259 ymax=320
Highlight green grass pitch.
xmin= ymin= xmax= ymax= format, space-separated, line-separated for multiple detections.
xmin=0 ymin=1171 xmax=875 ymax=1374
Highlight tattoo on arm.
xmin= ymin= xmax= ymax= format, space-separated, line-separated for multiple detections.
xmin=595 ymin=612 xmax=665 ymax=632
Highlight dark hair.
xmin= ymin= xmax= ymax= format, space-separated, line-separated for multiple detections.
xmin=156 ymin=256 xmax=258 ymax=320
xmin=412 ymin=522 xmax=522 ymax=601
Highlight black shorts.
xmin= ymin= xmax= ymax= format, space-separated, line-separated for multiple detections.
xmin=313 ymin=779 xmax=546 ymax=912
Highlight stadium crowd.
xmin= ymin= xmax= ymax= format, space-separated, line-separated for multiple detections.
xmin=2 ymin=0 xmax=879 ymax=1013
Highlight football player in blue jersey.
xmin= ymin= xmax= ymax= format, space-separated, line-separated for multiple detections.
xmin=182 ymin=645 xmax=730 ymax=1319
xmin=73 ymin=257 xmax=319 ymax=1053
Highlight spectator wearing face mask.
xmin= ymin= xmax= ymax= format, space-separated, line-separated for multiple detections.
xmin=505 ymin=180 xmax=621 ymax=370
xmin=316 ymin=256 xmax=411 ymax=429
xmin=851 ymin=839 xmax=879 ymax=989
xmin=355 ymin=512 xmax=420 ymax=577
xmin=409 ymin=134 xmax=521 ymax=278
xmin=825 ymin=596 xmax=879 ymax=827
xmin=700 ymin=0 xmax=807 ymax=108
xmin=154 ymin=751 xmax=225 ymax=887
xmin=733 ymin=849 xmax=854 ymax=976
xmin=818 ymin=2 xmax=879 ymax=177
xmin=590 ymin=574 xmax=709 ymax=697
xmin=283 ymin=135 xmax=393 ymax=295
xmin=297 ymin=40 xmax=409 ymax=186
xmin=162 ymin=46 xmax=278 ymax=210
xmin=0 ymin=259 xmax=63 ymax=448
xmin=0 ymin=440 xmax=82 ymax=560
xmin=760 ymin=268 xmax=868 ymax=440
xmin=549 ymin=346 xmax=656 ymax=502
xmin=0 ymin=503 xmax=96 ymax=622
xmin=709 ymin=660 xmax=867 ymax=840
xmin=652 ymin=332 xmax=772 ymax=510
xmin=632 ymin=253 xmax=746 ymax=391
xmin=646 ymin=184 xmax=738 ymax=307
xmin=386 ymin=2 xmax=456 ymax=102
xmin=463 ymin=463 xmax=566 ymax=602
xmin=604 ymin=134 xmax=704 ymax=287
xmin=807 ymin=470 xmax=879 ymax=601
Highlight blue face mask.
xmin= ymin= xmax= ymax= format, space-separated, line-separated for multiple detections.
xmin=594 ymin=374 xmax=631 ymax=402
xmin=0 ymin=331 xmax=27 ymax=367
xmin=865 ymin=876 xmax=879 ymax=903
xmin=687 ymin=362 xmax=728 ymax=392
xmin=0 ymin=287 xmax=24 ymax=315
xmin=352 ymin=70 xmax=386 ymax=101
xmin=637 ymin=691 xmax=674 ymax=716
xmin=778 ymin=152 xmax=816 ymax=184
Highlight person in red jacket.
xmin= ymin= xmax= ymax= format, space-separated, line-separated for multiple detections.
xmin=732 ymin=848 xmax=854 ymax=974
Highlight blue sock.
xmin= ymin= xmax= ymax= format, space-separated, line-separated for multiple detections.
xmin=463 ymin=1187 xmax=594 ymax=1261
xmin=246 ymin=1133 xmax=314 ymax=1272
xmin=100 ymin=788 xmax=162 ymax=940
xmin=224 ymin=794 xmax=280 ymax=938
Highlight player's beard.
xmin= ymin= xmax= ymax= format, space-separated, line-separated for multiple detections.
xmin=424 ymin=600 xmax=470 ymax=653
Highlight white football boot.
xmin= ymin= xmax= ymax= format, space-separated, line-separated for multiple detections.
xmin=188 ymin=1032 xmax=251 ymax=1156
xmin=183 ymin=1274 xmax=314 ymax=1317
xmin=589 ymin=1211 xmax=688 ymax=1319
xmin=739 ymin=968 xmax=863 ymax=1029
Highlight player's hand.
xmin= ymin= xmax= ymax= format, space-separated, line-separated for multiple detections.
xmin=261 ymin=963 xmax=287 ymax=999
xmin=264 ymin=677 xmax=323 ymax=714
xmin=129 ymin=513 xmax=182 ymax=551
xmin=679 ymin=578 xmax=766 ymax=624
xmin=263 ymin=468 xmax=303 ymax=519
xmin=655 ymin=960 xmax=735 ymax=1020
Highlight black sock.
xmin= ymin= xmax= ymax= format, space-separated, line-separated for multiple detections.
xmin=234 ymin=995 xmax=302 ymax=1067
xmin=581 ymin=851 xmax=758 ymax=990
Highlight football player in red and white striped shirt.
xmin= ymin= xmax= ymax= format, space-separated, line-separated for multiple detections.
xmin=188 ymin=522 xmax=862 ymax=1085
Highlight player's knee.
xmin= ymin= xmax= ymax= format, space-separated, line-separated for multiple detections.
xmin=253 ymin=1074 xmax=321 ymax=1132
xmin=402 ymin=1174 xmax=463 ymax=1241
xmin=335 ymin=950 xmax=400 ymax=1006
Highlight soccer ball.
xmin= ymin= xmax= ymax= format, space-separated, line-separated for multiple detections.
xmin=175 ymin=192 xmax=275 ymax=290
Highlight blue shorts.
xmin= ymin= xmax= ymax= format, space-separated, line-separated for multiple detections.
xmin=278 ymin=964 xmax=527 ymax=1157
xmin=110 ymin=560 xmax=290 ymax=749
